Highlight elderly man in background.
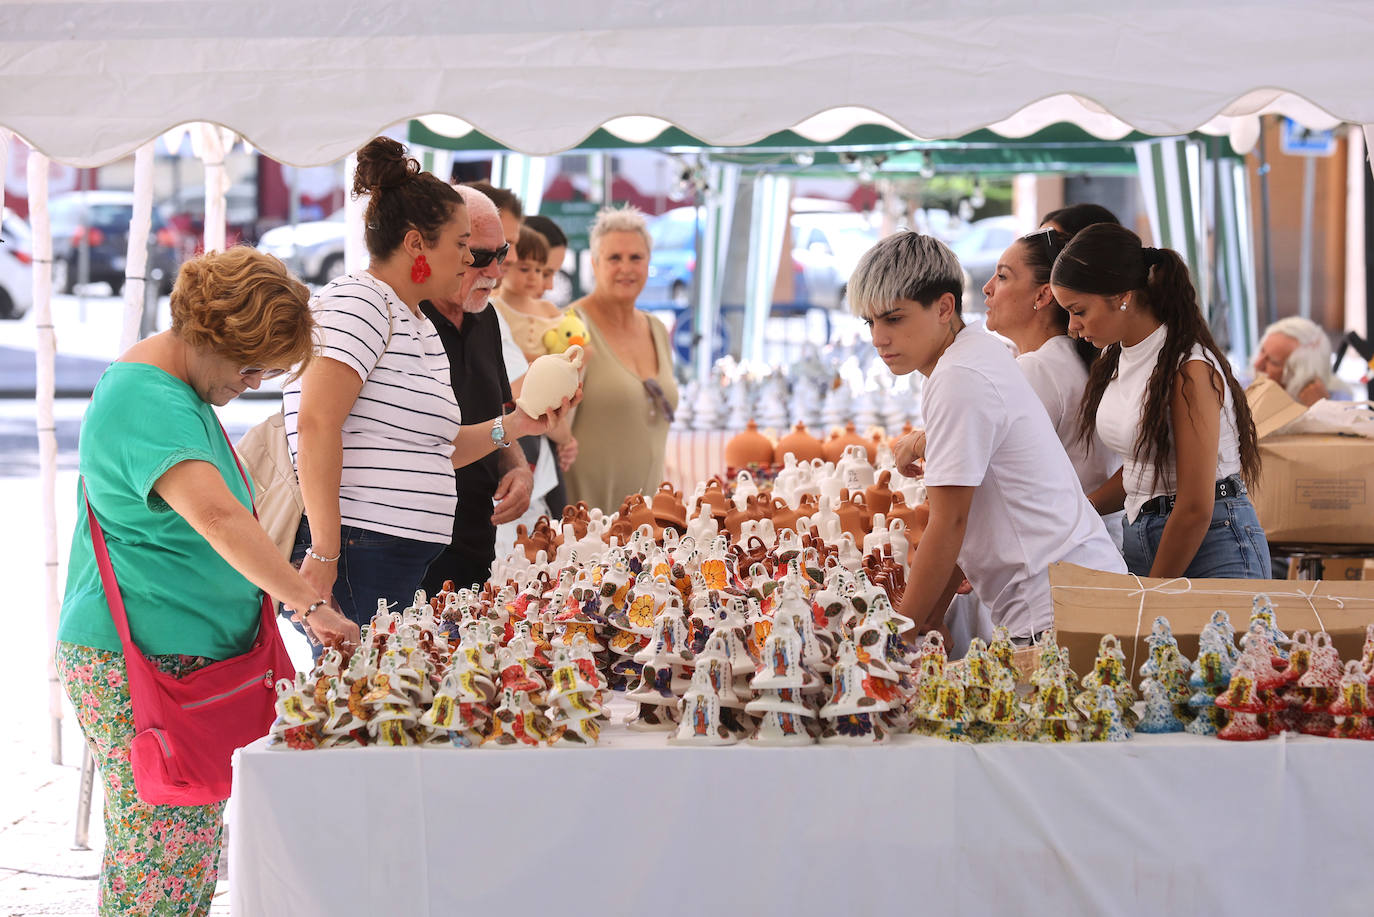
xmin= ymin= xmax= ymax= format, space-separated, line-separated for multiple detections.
xmin=1253 ymin=316 xmax=1350 ymax=406
xmin=419 ymin=185 xmax=533 ymax=595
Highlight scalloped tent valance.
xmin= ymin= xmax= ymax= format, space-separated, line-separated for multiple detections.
xmin=0 ymin=0 xmax=1368 ymax=167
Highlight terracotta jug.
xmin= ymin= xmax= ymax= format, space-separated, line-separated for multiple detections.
xmin=770 ymin=495 xmax=801 ymax=532
xmin=822 ymin=421 xmax=870 ymax=464
xmin=864 ymin=469 xmax=894 ymax=516
xmin=774 ymin=421 xmax=825 ymax=465
xmin=696 ymin=479 xmax=732 ymax=521
xmin=651 ymin=482 xmax=687 ymax=531
xmin=725 ymin=420 xmax=775 ymax=471
xmin=835 ymin=489 xmax=871 ymax=544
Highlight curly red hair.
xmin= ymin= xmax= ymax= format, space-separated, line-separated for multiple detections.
xmin=170 ymin=247 xmax=315 ymax=375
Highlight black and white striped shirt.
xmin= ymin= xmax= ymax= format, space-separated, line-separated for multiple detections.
xmin=283 ymin=274 xmax=462 ymax=544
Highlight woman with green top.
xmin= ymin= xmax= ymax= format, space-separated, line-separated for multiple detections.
xmin=56 ymin=247 xmax=357 ymax=916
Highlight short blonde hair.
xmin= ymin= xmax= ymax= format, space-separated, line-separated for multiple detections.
xmin=589 ymin=205 xmax=651 ymax=256
xmin=171 ymin=247 xmax=315 ymax=374
xmin=847 ymin=230 xmax=964 ymax=321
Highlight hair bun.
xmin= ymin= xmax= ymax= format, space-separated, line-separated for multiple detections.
xmin=352 ymin=136 xmax=419 ymax=197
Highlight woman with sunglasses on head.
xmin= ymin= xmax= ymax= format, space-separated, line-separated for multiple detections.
xmin=56 ymin=247 xmax=358 ymax=916
xmin=564 ymin=205 xmax=679 ymax=513
xmin=983 ymin=228 xmax=1124 ymax=546
xmin=852 ymin=232 xmax=1124 ymax=645
xmin=286 ymin=138 xmax=565 ymax=632
xmin=1050 ymin=223 xmax=1269 ymax=579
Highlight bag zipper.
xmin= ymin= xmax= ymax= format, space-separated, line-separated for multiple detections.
xmin=180 ymin=669 xmax=274 ymax=710
xmin=150 ymin=728 xmax=171 ymax=757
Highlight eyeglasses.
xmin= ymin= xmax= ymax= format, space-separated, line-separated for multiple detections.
xmin=469 ymin=242 xmax=510 ymax=269
xmin=643 ymin=378 xmax=674 ymax=423
xmin=239 ymin=366 xmax=287 ymax=381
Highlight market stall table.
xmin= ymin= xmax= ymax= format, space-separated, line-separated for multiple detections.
xmin=230 ymin=715 xmax=1374 ymax=916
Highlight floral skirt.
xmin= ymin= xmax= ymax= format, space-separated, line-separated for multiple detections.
xmin=56 ymin=641 xmax=225 ymax=917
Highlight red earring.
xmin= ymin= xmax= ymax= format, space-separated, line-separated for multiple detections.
xmin=411 ymin=253 xmax=431 ymax=284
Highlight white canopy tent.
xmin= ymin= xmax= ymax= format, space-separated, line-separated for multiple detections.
xmin=5 ymin=0 xmax=1374 ymax=764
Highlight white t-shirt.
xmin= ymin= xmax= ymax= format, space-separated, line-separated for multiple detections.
xmin=283 ymin=274 xmax=461 ymax=544
xmin=923 ymin=327 xmax=1126 ymax=637
xmin=1016 ymin=335 xmax=1122 ymax=495
xmin=1095 ymin=323 xmax=1242 ymax=523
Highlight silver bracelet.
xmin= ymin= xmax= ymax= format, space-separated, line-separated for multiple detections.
xmin=306 ymin=547 xmax=340 ymax=564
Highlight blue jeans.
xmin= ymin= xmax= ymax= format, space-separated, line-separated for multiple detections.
xmin=1123 ymin=493 xmax=1271 ymax=579
xmin=284 ymin=518 xmax=444 ymax=649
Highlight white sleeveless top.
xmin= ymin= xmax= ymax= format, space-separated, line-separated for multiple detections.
xmin=1095 ymin=323 xmax=1241 ymax=523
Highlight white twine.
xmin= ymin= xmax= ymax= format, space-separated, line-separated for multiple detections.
xmin=1052 ymin=576 xmax=1349 ymax=664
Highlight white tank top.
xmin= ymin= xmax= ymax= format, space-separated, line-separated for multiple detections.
xmin=1095 ymin=323 xmax=1241 ymax=523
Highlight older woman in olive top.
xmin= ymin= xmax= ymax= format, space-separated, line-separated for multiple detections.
xmin=565 ymin=206 xmax=678 ymax=513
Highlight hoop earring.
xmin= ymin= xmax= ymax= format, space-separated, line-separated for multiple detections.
xmin=411 ymin=253 xmax=432 ymax=284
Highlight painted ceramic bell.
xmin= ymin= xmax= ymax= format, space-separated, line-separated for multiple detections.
xmin=1081 ymin=685 xmax=1132 ymax=742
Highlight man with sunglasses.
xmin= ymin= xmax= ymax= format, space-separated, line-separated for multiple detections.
xmin=419 ymin=186 xmax=533 ymax=596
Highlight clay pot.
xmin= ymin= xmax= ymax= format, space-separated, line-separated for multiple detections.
xmin=770 ymin=496 xmax=801 ymax=532
xmin=887 ymin=493 xmax=931 ymax=546
xmin=835 ymin=489 xmax=872 ymax=544
xmin=822 ymin=421 xmax=870 ymax=464
xmin=623 ymin=493 xmax=657 ymax=533
xmin=725 ymin=420 xmax=775 ymax=471
xmin=561 ymin=503 xmax=590 ymax=540
xmin=774 ymin=421 xmax=825 ymax=465
xmin=651 ymin=482 xmax=687 ymax=531
xmin=724 ymin=501 xmax=753 ymax=539
xmin=864 ymin=470 xmax=894 ymax=516
xmin=696 ymin=479 xmax=732 ymax=521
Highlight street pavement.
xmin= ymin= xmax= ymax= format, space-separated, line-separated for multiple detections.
xmin=0 ymin=289 xmax=302 ymax=915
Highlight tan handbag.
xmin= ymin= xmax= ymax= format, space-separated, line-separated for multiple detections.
xmin=237 ymin=409 xmax=304 ymax=559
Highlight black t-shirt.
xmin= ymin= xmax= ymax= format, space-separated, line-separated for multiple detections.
xmin=419 ymin=301 xmax=511 ymax=545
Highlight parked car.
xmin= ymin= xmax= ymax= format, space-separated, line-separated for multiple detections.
xmin=47 ymin=191 xmax=179 ymax=296
xmin=0 ymin=208 xmax=34 ymax=319
xmin=788 ymin=206 xmax=880 ymax=309
xmin=159 ymin=183 xmax=261 ymax=259
xmin=642 ymin=206 xmax=698 ymax=306
xmin=949 ymin=215 xmax=1025 ymax=311
xmin=257 ymin=209 xmax=346 ymax=284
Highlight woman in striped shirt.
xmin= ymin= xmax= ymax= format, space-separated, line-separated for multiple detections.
xmin=285 ymin=138 xmax=563 ymax=629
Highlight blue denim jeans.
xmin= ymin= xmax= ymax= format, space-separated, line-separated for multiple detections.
xmin=1123 ymin=493 xmax=1271 ymax=579
xmin=283 ymin=518 xmax=444 ymax=650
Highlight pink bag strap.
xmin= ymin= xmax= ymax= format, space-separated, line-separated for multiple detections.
xmin=215 ymin=417 xmax=257 ymax=521
xmin=82 ymin=480 xmax=141 ymax=659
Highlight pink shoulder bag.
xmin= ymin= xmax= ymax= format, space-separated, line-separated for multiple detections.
xmin=84 ymin=422 xmax=294 ymax=806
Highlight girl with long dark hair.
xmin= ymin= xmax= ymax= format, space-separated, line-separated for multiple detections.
xmin=1050 ymin=223 xmax=1268 ymax=579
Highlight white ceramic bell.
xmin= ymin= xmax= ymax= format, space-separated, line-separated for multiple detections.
xmin=515 ymin=344 xmax=585 ymax=418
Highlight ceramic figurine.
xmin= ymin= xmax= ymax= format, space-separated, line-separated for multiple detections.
xmin=1082 ymin=685 xmax=1131 ymax=742
xmin=515 ymin=345 xmax=585 ymax=418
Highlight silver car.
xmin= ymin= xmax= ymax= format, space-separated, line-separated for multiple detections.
xmin=258 ymin=209 xmax=346 ymax=284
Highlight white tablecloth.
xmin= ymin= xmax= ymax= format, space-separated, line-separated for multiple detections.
xmin=230 ymin=714 xmax=1373 ymax=917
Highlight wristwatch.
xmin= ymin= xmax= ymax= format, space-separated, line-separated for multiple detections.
xmin=490 ymin=413 xmax=512 ymax=448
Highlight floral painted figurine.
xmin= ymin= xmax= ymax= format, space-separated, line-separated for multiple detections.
xmin=1082 ymin=685 xmax=1132 ymax=742
xmin=1136 ymin=678 xmax=1185 ymax=733
xmin=818 ymin=639 xmax=891 ymax=745
xmin=1329 ymin=659 xmax=1374 ymax=740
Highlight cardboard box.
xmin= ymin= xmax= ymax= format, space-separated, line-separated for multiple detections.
xmin=1246 ymin=378 xmax=1374 ymax=544
xmin=1049 ymin=562 xmax=1373 ymax=685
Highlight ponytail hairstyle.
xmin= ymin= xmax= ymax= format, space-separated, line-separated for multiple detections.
xmin=1018 ymin=228 xmax=1096 ymax=372
xmin=353 ymin=137 xmax=462 ymax=260
xmin=1051 ymin=223 xmax=1260 ymax=490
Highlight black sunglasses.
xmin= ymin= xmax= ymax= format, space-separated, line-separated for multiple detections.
xmin=469 ymin=242 xmax=510 ymax=269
